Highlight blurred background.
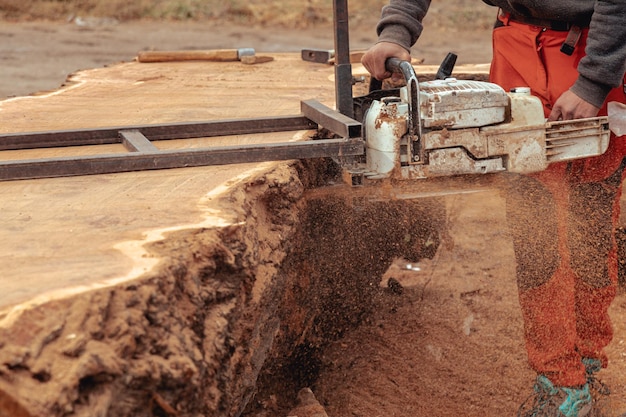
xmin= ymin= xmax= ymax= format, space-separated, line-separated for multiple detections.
xmin=0 ymin=0 xmax=495 ymax=98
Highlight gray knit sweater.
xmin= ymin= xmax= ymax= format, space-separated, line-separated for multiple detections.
xmin=376 ymin=0 xmax=626 ymax=108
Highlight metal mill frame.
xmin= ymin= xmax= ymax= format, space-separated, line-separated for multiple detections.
xmin=0 ymin=0 xmax=363 ymax=181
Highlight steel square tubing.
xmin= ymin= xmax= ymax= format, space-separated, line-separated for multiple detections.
xmin=0 ymin=138 xmax=364 ymax=181
xmin=0 ymin=115 xmax=317 ymax=151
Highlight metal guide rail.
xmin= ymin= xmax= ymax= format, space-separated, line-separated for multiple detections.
xmin=0 ymin=0 xmax=363 ymax=182
xmin=0 ymin=100 xmax=364 ymax=181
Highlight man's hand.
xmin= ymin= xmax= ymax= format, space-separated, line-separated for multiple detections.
xmin=361 ymin=42 xmax=411 ymax=80
xmin=548 ymin=90 xmax=600 ymax=121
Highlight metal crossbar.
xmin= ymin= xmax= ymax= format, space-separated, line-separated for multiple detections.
xmin=0 ymin=100 xmax=363 ymax=181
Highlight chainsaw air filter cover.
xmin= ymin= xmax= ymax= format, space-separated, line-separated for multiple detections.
xmin=418 ymin=78 xmax=509 ymax=130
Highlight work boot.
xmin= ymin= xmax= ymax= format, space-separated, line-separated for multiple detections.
xmin=582 ymin=358 xmax=610 ymax=396
xmin=583 ymin=358 xmax=611 ymax=417
xmin=518 ymin=375 xmax=593 ymax=417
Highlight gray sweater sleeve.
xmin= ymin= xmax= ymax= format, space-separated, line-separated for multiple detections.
xmin=374 ymin=0 xmax=626 ymax=108
xmin=572 ymin=0 xmax=626 ymax=108
xmin=376 ymin=0 xmax=431 ymax=51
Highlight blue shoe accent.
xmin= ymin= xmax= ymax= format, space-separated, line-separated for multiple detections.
xmin=582 ymin=358 xmax=602 ymax=374
xmin=519 ymin=375 xmax=592 ymax=417
xmin=557 ymin=383 xmax=592 ymax=417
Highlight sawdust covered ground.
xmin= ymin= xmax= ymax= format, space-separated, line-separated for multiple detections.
xmin=4 ymin=3 xmax=626 ymax=417
xmin=313 ymin=191 xmax=626 ymax=417
xmin=244 ymin=181 xmax=626 ymax=416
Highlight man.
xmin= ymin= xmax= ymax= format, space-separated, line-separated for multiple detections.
xmin=362 ymin=1 xmax=626 ymax=416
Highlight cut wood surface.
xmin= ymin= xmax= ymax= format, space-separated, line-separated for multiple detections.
xmin=0 ymin=55 xmax=488 ymax=313
xmin=0 ymin=54 xmax=324 ymax=313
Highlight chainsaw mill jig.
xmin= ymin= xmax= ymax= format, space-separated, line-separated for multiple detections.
xmin=0 ymin=0 xmax=610 ymax=182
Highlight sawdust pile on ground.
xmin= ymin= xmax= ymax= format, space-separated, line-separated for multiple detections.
xmin=313 ymin=191 xmax=531 ymax=416
xmin=255 ymin=189 xmax=626 ymax=416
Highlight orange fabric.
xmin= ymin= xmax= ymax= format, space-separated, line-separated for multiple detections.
xmin=490 ymin=17 xmax=626 ymax=182
xmin=490 ymin=18 xmax=626 ymax=386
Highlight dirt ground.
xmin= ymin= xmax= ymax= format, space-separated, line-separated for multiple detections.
xmin=3 ymin=7 xmax=626 ymax=417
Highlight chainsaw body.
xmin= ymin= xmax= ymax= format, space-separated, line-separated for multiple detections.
xmin=347 ymin=61 xmax=610 ymax=184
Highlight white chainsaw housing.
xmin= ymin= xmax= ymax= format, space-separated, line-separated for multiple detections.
xmin=357 ymin=78 xmax=610 ymax=181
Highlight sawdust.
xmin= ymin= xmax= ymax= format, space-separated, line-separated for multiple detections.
xmin=246 ymin=186 xmax=626 ymax=417
xmin=313 ymin=191 xmax=534 ymax=416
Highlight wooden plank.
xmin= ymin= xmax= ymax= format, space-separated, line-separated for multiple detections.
xmin=0 ymin=57 xmax=490 ymax=416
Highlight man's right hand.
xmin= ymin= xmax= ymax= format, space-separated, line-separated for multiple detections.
xmin=547 ymin=89 xmax=600 ymax=121
xmin=361 ymin=41 xmax=411 ymax=80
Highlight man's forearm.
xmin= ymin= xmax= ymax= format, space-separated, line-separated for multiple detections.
xmin=574 ymin=0 xmax=626 ymax=108
xmin=376 ymin=0 xmax=431 ymax=50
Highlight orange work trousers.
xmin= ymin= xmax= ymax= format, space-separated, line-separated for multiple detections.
xmin=490 ymin=16 xmax=626 ymax=387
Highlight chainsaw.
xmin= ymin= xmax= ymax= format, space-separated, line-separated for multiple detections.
xmin=340 ymin=55 xmax=610 ymax=186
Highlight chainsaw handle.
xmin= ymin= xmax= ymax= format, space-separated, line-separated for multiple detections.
xmin=366 ymin=54 xmax=457 ymax=163
xmin=385 ymin=57 xmax=408 ymax=76
xmin=367 ymin=58 xmax=412 ymax=93
xmin=377 ymin=58 xmax=422 ymax=158
xmin=365 ymin=58 xmax=423 ymax=162
xmin=369 ymin=53 xmax=457 ymax=92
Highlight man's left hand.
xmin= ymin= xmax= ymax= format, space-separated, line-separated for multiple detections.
xmin=548 ymin=90 xmax=600 ymax=121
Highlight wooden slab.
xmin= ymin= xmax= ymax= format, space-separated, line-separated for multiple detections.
xmin=0 ymin=54 xmax=329 ymax=310
xmin=0 ymin=56 xmax=488 ymax=312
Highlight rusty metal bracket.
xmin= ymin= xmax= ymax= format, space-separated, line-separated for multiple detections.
xmin=0 ymin=100 xmax=364 ymax=181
